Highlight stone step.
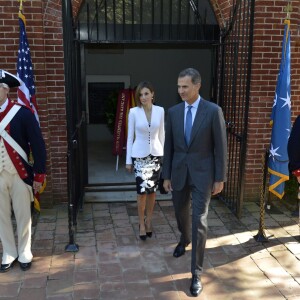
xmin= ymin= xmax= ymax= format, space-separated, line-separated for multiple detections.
xmin=84 ymin=190 xmax=172 ymax=203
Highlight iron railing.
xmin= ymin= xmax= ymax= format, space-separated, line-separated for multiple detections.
xmin=75 ymin=0 xmax=219 ymax=43
xmin=217 ymin=0 xmax=255 ymax=217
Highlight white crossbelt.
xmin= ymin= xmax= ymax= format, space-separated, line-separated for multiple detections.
xmin=0 ymin=105 xmax=29 ymax=163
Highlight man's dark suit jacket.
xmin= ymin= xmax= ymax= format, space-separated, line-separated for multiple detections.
xmin=162 ymin=98 xmax=227 ymax=191
xmin=288 ymin=115 xmax=300 ymax=173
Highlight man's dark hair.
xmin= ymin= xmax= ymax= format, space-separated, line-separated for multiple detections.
xmin=178 ymin=68 xmax=201 ymax=85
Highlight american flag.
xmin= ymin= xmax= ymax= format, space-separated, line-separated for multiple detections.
xmin=17 ymin=11 xmax=44 ymax=212
xmin=17 ymin=11 xmax=39 ymax=122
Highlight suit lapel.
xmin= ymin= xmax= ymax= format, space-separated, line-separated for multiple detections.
xmin=189 ymin=99 xmax=207 ymax=145
xmin=175 ymin=102 xmax=185 ymax=145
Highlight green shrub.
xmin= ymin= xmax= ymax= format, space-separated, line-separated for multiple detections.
xmin=283 ymin=174 xmax=299 ymax=205
xmin=105 ymin=90 xmax=119 ymax=135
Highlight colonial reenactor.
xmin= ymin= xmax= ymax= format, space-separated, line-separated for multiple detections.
xmin=288 ymin=116 xmax=300 ymax=177
xmin=288 ymin=115 xmax=300 ymax=199
xmin=0 ymin=70 xmax=46 ymax=272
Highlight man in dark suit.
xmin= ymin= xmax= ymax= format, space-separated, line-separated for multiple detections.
xmin=162 ymin=68 xmax=227 ymax=297
xmin=0 ymin=70 xmax=46 ymax=273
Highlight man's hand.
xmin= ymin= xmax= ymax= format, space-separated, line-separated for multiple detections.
xmin=163 ymin=179 xmax=173 ymax=192
xmin=33 ymin=181 xmax=42 ymax=195
xmin=212 ymin=182 xmax=224 ymax=195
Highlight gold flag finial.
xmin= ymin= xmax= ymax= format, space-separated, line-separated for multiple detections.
xmin=18 ymin=0 xmax=26 ymax=12
xmin=284 ymin=2 xmax=293 ymax=20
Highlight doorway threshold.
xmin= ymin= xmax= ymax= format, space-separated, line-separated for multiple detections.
xmin=85 ymin=192 xmax=171 ymax=203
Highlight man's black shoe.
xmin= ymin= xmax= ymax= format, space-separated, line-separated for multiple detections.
xmin=19 ymin=261 xmax=32 ymax=271
xmin=173 ymin=241 xmax=190 ymax=258
xmin=190 ymin=274 xmax=203 ymax=297
xmin=0 ymin=258 xmax=18 ymax=273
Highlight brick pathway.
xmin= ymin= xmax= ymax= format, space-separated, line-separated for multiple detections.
xmin=0 ymin=198 xmax=299 ymax=299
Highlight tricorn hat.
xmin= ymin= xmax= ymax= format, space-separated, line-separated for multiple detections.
xmin=0 ymin=70 xmax=22 ymax=88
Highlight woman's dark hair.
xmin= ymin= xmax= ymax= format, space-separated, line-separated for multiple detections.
xmin=135 ymin=81 xmax=155 ymax=107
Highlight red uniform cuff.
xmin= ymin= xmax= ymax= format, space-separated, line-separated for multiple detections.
xmin=34 ymin=173 xmax=46 ymax=183
xmin=292 ymin=169 xmax=300 ymax=177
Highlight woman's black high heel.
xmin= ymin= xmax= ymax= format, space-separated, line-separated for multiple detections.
xmin=145 ymin=219 xmax=152 ymax=238
xmin=139 ymin=225 xmax=147 ymax=241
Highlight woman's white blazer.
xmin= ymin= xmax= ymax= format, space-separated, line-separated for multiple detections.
xmin=126 ymin=105 xmax=165 ymax=164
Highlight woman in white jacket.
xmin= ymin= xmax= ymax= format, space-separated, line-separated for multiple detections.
xmin=126 ymin=81 xmax=165 ymax=240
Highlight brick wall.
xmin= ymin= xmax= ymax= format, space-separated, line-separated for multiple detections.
xmin=43 ymin=1 xmax=68 ymax=204
xmin=246 ymin=0 xmax=300 ymax=201
xmin=72 ymin=0 xmax=83 ymax=17
xmin=1 ymin=0 xmax=299 ymax=205
xmin=213 ymin=0 xmax=300 ymax=201
xmin=0 ymin=0 xmax=68 ymax=205
xmin=211 ymin=0 xmax=232 ymax=28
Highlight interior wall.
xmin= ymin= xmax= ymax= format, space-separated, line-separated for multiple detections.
xmin=85 ymin=45 xmax=213 ymax=141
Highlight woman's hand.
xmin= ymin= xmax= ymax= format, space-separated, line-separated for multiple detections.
xmin=126 ymin=164 xmax=133 ymax=173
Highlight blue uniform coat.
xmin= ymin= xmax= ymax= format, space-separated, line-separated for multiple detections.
xmin=0 ymin=100 xmax=46 ymax=186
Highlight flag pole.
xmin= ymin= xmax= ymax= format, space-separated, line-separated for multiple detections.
xmin=18 ymin=0 xmax=25 ymax=12
xmin=254 ymin=149 xmax=269 ymax=242
xmin=284 ymin=1 xmax=292 ymax=21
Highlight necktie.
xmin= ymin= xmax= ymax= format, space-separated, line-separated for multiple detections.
xmin=185 ymin=105 xmax=192 ymax=144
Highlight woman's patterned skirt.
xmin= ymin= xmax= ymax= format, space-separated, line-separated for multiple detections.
xmin=132 ymin=155 xmax=162 ymax=195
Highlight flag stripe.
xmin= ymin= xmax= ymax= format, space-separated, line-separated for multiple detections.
xmin=17 ymin=88 xmax=31 ymax=108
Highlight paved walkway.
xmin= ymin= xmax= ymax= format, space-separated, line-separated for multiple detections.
xmin=0 ymin=198 xmax=299 ymax=299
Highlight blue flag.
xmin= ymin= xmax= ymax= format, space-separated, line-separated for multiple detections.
xmin=268 ymin=20 xmax=291 ymax=199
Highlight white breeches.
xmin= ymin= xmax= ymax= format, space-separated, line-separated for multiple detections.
xmin=0 ymin=170 xmax=33 ymax=264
